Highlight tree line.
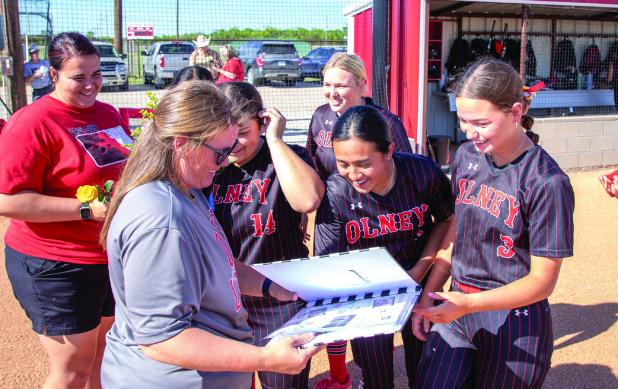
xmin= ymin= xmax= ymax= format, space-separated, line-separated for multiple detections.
xmin=78 ymin=27 xmax=347 ymax=43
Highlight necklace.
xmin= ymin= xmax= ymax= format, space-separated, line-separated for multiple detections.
xmin=489 ymin=134 xmax=531 ymax=167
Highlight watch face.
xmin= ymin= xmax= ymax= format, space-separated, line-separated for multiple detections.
xmin=80 ymin=204 xmax=91 ymax=220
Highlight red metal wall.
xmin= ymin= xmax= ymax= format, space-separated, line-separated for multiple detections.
xmin=353 ymin=8 xmax=373 ymax=96
xmin=352 ymin=2 xmax=421 ymax=145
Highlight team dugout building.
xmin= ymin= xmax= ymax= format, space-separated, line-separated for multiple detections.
xmin=346 ymin=0 xmax=618 ymax=171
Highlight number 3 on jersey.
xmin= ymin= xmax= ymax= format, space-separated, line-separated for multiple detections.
xmin=250 ymin=210 xmax=276 ymax=237
xmin=497 ymin=234 xmax=515 ymax=258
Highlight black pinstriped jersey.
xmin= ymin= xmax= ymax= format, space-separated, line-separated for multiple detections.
xmin=450 ymin=141 xmax=575 ymax=290
xmin=211 ymin=139 xmax=312 ymax=265
xmin=306 ymin=98 xmax=414 ymax=180
xmin=314 ymin=153 xmax=454 ymax=271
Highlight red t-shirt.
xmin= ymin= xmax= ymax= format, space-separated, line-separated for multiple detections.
xmin=0 ymin=95 xmax=132 ymax=264
xmin=216 ymin=58 xmax=244 ymax=84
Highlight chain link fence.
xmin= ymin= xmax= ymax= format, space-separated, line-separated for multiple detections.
xmin=9 ymin=0 xmax=380 ymax=145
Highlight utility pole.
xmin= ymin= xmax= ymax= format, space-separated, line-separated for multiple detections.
xmin=176 ymin=0 xmax=179 ymax=41
xmin=4 ymin=0 xmax=27 ymax=111
xmin=114 ymin=0 xmax=123 ymax=54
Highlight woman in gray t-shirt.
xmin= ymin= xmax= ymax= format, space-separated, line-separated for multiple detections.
xmin=100 ymin=81 xmax=320 ymax=388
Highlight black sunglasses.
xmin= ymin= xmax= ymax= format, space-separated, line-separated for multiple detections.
xmin=202 ymin=138 xmax=239 ymax=165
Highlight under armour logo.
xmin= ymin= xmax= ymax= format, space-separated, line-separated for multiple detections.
xmin=325 ymin=120 xmax=334 ymax=125
xmin=514 ymin=309 xmax=529 ymax=317
xmin=468 ymin=162 xmax=478 ymax=170
xmin=350 ymin=202 xmax=362 ymax=210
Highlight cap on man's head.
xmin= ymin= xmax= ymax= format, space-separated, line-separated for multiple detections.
xmin=29 ymin=44 xmax=39 ymax=54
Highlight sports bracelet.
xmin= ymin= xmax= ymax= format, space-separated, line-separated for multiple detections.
xmin=262 ymin=277 xmax=273 ymax=298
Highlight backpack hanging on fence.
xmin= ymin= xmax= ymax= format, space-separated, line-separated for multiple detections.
xmin=489 ymin=38 xmax=503 ymax=58
xmin=603 ymin=41 xmax=618 ymax=85
xmin=552 ymin=38 xmax=578 ymax=89
xmin=580 ymin=43 xmax=602 ymax=82
xmin=525 ymin=40 xmax=537 ymax=77
xmin=552 ymin=38 xmax=577 ymax=73
xmin=502 ymin=38 xmax=520 ymax=69
xmin=470 ymin=37 xmax=488 ymax=60
xmin=445 ymin=37 xmax=472 ymax=76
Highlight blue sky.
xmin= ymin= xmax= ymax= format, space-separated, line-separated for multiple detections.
xmin=19 ymin=0 xmax=355 ymax=37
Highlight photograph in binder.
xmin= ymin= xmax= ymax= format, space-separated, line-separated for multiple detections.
xmin=251 ymin=247 xmax=422 ymax=347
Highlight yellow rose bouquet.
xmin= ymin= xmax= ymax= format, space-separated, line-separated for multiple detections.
xmin=76 ymin=180 xmax=114 ymax=204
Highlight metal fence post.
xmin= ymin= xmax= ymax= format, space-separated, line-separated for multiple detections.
xmin=372 ymin=0 xmax=389 ymax=107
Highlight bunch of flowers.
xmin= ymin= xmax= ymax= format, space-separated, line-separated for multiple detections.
xmin=76 ymin=180 xmax=114 ymax=204
xmin=125 ymin=91 xmax=159 ymax=148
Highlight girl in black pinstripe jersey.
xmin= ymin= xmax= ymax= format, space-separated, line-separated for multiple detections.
xmin=413 ymin=60 xmax=574 ymax=389
xmin=212 ymin=82 xmax=325 ymax=389
xmin=314 ymin=105 xmax=454 ymax=389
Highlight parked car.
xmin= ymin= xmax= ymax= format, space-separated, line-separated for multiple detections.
xmin=93 ymin=41 xmax=128 ymax=91
xmin=141 ymin=41 xmax=194 ymax=89
xmin=300 ymin=47 xmax=346 ymax=81
xmin=238 ymin=41 xmax=301 ymax=86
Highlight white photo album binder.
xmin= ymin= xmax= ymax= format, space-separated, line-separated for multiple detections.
xmin=251 ymin=247 xmax=422 ymax=347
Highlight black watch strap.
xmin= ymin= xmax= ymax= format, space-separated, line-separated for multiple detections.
xmin=79 ymin=202 xmax=91 ymax=220
xmin=262 ymin=278 xmax=273 ymax=298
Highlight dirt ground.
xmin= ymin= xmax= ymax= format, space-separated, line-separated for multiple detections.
xmin=0 ymin=169 xmax=616 ymax=389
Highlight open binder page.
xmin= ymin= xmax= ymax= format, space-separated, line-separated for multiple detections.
xmin=266 ymin=289 xmax=419 ymax=347
xmin=252 ymin=247 xmax=422 ymax=347
xmin=252 ymin=247 xmax=419 ymax=301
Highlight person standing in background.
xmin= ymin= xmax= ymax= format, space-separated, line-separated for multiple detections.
xmin=306 ymin=53 xmax=413 ymax=181
xmin=189 ymin=35 xmax=221 ymax=80
xmin=23 ymin=44 xmax=53 ymax=102
xmin=214 ymin=45 xmax=244 ymax=84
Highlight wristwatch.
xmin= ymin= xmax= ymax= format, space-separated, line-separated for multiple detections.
xmin=79 ymin=202 xmax=92 ymax=220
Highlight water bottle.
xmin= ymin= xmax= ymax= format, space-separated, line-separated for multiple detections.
xmin=439 ymin=73 xmax=446 ymax=91
xmin=586 ymin=72 xmax=593 ymax=90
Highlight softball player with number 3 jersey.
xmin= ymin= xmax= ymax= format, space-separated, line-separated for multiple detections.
xmin=314 ymin=105 xmax=455 ymax=389
xmin=413 ymin=60 xmax=575 ymax=389
xmin=212 ymin=82 xmax=325 ymax=389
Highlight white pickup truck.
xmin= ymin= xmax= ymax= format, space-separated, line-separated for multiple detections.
xmin=141 ymin=41 xmax=194 ymax=88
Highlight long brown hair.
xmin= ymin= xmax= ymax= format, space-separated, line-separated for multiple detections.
xmin=100 ymin=80 xmax=234 ymax=245
xmin=451 ymin=59 xmax=538 ymax=143
xmin=220 ymin=81 xmax=263 ymax=124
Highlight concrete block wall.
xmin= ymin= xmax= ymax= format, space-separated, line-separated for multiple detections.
xmin=534 ymin=115 xmax=618 ymax=170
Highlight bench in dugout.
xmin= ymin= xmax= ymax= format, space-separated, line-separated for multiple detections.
xmin=447 ymin=89 xmax=615 ymax=112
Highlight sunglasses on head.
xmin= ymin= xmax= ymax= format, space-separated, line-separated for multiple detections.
xmin=202 ymin=138 xmax=239 ymax=165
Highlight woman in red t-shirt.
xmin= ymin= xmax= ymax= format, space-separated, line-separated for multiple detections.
xmin=0 ymin=32 xmax=130 ymax=388
xmin=214 ymin=44 xmax=244 ymax=84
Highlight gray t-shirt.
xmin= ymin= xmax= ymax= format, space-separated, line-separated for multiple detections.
xmin=102 ymin=180 xmax=254 ymax=388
